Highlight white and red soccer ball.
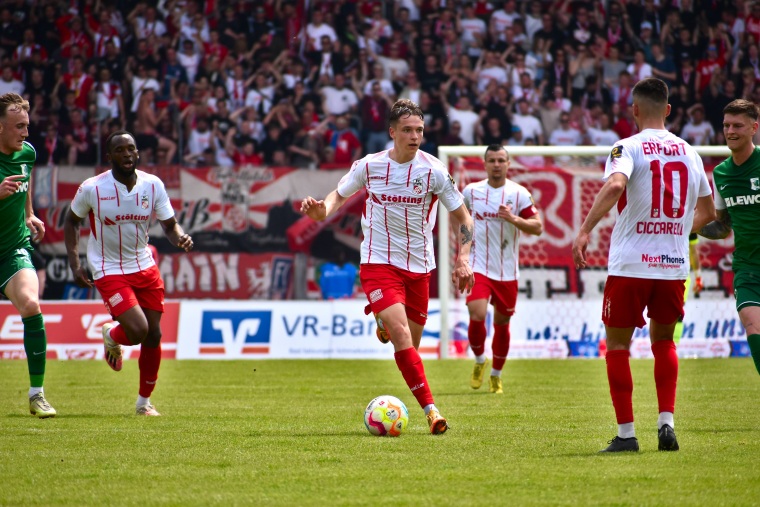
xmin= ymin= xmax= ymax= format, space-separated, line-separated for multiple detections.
xmin=364 ymin=395 xmax=409 ymax=437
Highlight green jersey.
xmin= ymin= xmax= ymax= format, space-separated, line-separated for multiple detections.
xmin=713 ymin=146 xmax=760 ymax=272
xmin=0 ymin=141 xmax=35 ymax=259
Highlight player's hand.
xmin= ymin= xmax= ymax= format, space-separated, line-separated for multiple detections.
xmin=452 ymin=257 xmax=474 ymax=295
xmin=497 ymin=204 xmax=517 ymax=224
xmin=0 ymin=174 xmax=24 ymax=200
xmin=71 ymin=266 xmax=93 ymax=288
xmin=300 ymin=196 xmax=327 ymax=221
xmin=572 ymin=232 xmax=589 ymax=269
xmin=26 ymin=214 xmax=45 ymax=242
xmin=177 ymin=233 xmax=193 ymax=252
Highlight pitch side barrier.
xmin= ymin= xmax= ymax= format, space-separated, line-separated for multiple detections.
xmin=0 ymin=299 xmax=750 ymax=360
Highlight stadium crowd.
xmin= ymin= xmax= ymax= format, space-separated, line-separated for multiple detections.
xmin=4 ymin=0 xmax=756 ymax=169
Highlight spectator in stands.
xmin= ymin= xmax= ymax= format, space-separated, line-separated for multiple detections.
xmin=568 ymin=44 xmax=598 ymax=102
xmin=320 ymin=73 xmax=359 ymax=116
xmin=479 ymin=116 xmax=509 ymax=146
xmin=62 ymin=108 xmax=93 ymax=166
xmin=627 ymin=49 xmax=653 ymax=84
xmin=129 ymin=3 xmax=167 ymax=40
xmin=582 ymin=112 xmax=620 ymax=164
xmin=184 ymin=116 xmax=214 ymax=166
xmin=59 ymin=15 xmax=93 ymax=61
xmin=135 ymin=89 xmax=177 ymax=165
xmin=321 ymin=114 xmax=361 ymax=166
xmin=0 ymin=66 xmax=23 ymax=96
xmin=696 ymin=45 xmax=726 ymax=95
xmin=512 ymin=98 xmax=545 ymax=145
xmin=288 ymin=125 xmax=321 ymax=169
xmin=549 ymin=112 xmax=582 ymax=162
xmin=359 ymin=81 xmax=392 ymax=154
xmin=62 ymin=56 xmax=94 ymax=112
xmin=127 ymin=63 xmax=160 ymax=114
xmin=439 ymin=86 xmax=480 ymax=146
xmin=680 ymin=104 xmax=715 ymax=146
xmin=177 ymin=39 xmax=202 ymax=86
xmin=94 ymin=68 xmax=125 ymax=128
xmin=306 ymin=9 xmax=338 ymax=52
xmin=602 ymin=45 xmax=627 ymax=89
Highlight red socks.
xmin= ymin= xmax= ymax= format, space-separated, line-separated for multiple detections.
xmin=652 ymin=340 xmax=678 ymax=414
xmin=394 ymin=347 xmax=434 ymax=409
xmin=606 ymin=350 xmax=634 ymax=424
xmin=468 ymin=319 xmax=486 ymax=356
xmin=108 ymin=324 xmax=133 ymax=346
xmin=138 ymin=344 xmax=161 ymax=398
xmin=492 ymin=323 xmax=510 ymax=370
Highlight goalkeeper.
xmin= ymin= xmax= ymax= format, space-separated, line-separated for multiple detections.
xmin=674 ymin=233 xmax=704 ymax=344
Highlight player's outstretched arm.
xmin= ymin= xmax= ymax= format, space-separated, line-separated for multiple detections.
xmin=299 ymin=190 xmax=348 ymax=222
xmin=698 ymin=208 xmax=732 ymax=240
xmin=449 ymin=204 xmax=475 ymax=294
xmin=63 ymin=209 xmax=93 ymax=288
xmin=572 ymin=172 xmax=627 ymax=269
xmin=160 ymin=217 xmax=194 ymax=252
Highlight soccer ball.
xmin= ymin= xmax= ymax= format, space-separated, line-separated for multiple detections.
xmin=364 ymin=395 xmax=409 ymax=437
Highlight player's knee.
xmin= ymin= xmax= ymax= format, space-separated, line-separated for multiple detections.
xmin=18 ymin=298 xmax=41 ymax=318
xmin=125 ymin=322 xmax=150 ymax=344
xmin=144 ymin=328 xmax=162 ymax=347
xmin=469 ymin=310 xmax=487 ymax=322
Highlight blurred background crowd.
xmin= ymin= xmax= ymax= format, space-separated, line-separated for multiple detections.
xmin=6 ymin=0 xmax=755 ymax=169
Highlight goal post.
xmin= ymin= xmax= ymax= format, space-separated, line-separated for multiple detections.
xmin=436 ymin=144 xmax=731 ymax=359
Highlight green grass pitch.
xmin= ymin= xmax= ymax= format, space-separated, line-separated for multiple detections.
xmin=1 ymin=358 xmax=759 ymax=506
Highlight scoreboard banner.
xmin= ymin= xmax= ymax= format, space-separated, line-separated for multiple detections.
xmin=0 ymin=299 xmax=746 ymax=361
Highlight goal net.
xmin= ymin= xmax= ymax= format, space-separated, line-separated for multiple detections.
xmin=437 ymin=145 xmax=741 ymax=360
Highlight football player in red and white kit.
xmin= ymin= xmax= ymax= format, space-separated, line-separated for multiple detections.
xmin=64 ymin=131 xmax=193 ymax=416
xmin=572 ymin=78 xmax=716 ymax=452
xmin=463 ymin=145 xmax=543 ymax=394
xmin=300 ymin=100 xmax=475 ymax=434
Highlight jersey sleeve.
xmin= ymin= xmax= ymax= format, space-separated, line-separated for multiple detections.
xmin=336 ymin=158 xmax=367 ymax=198
xmin=516 ymin=185 xmax=539 ymax=218
xmin=714 ymin=187 xmax=726 ymax=210
xmin=431 ymin=166 xmax=464 ymax=212
xmin=69 ymin=182 xmax=94 ymax=219
xmin=603 ymin=140 xmax=634 ymax=181
xmin=462 ymin=184 xmax=473 ymax=211
xmin=153 ymin=178 xmax=175 ymax=221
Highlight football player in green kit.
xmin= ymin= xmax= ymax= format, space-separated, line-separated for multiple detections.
xmin=0 ymin=93 xmax=55 ymax=417
xmin=699 ymin=98 xmax=760 ymax=376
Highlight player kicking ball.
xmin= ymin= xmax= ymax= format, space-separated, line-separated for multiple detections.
xmin=64 ymin=131 xmax=193 ymax=416
xmin=462 ymin=145 xmax=542 ymax=393
xmin=572 ymin=78 xmax=716 ymax=452
xmin=0 ymin=93 xmax=56 ymax=418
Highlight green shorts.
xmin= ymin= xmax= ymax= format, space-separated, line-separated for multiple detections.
xmin=0 ymin=247 xmax=35 ymax=297
xmin=733 ymin=270 xmax=760 ymax=311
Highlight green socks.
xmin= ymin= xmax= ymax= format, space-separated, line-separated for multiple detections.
xmin=747 ymin=334 xmax=760 ymax=376
xmin=22 ymin=313 xmax=47 ymax=388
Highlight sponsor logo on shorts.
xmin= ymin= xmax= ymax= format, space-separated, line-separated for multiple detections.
xmin=419 ymin=312 xmax=427 ymax=318
xmin=108 ymin=293 xmax=124 ymax=307
xmin=603 ymin=297 xmax=611 ymax=319
xmin=369 ymin=289 xmax=383 ymax=303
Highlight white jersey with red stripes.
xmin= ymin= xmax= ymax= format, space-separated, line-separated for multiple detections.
xmin=462 ymin=179 xmax=538 ymax=281
xmin=604 ymin=128 xmax=711 ymax=279
xmin=337 ymin=149 xmax=464 ymax=273
xmin=70 ymin=170 xmax=175 ymax=280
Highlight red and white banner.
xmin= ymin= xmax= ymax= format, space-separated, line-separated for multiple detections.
xmin=0 ymin=301 xmax=180 ymax=360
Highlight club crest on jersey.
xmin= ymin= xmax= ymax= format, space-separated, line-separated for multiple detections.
xmin=412 ymin=177 xmax=424 ymax=194
xmin=610 ymin=146 xmax=623 ymax=159
xmin=20 ymin=163 xmax=27 ymax=177
xmin=141 ymin=193 xmax=149 ymax=209
xmin=751 ymin=177 xmax=760 ymax=191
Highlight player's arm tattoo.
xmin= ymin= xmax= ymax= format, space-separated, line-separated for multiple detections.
xmin=460 ymin=224 xmax=473 ymax=245
xmin=698 ymin=209 xmax=732 ymax=240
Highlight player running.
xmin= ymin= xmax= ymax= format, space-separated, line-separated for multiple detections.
xmin=64 ymin=131 xmax=193 ymax=416
xmin=462 ymin=145 xmax=543 ymax=394
xmin=698 ymin=99 xmax=760 ymax=377
xmin=300 ymin=99 xmax=475 ymax=434
xmin=572 ymin=78 xmax=716 ymax=452
xmin=0 ymin=93 xmax=56 ymax=418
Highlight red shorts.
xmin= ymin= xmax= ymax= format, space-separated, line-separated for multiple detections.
xmin=602 ymin=275 xmax=685 ymax=328
xmin=359 ymin=263 xmax=430 ymax=325
xmin=94 ymin=265 xmax=165 ymax=318
xmin=466 ymin=273 xmax=518 ymax=316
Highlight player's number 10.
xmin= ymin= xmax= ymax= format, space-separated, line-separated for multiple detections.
xmin=649 ymin=160 xmax=688 ymax=219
